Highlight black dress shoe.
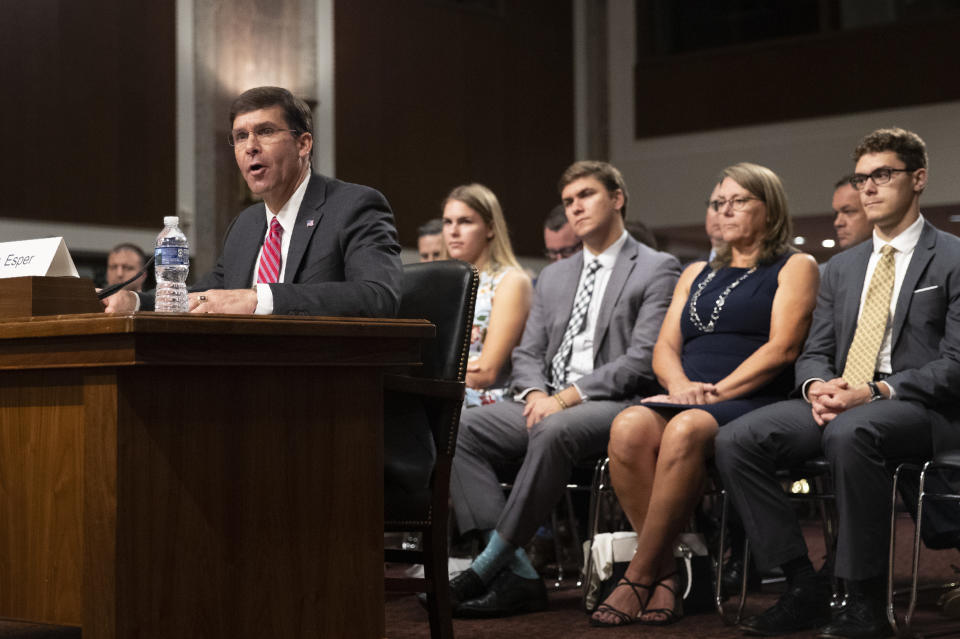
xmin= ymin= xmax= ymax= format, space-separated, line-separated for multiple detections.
xmin=448 ymin=568 xmax=487 ymax=607
xmin=740 ymin=576 xmax=832 ymax=636
xmin=417 ymin=567 xmax=487 ymax=610
xmin=722 ymin=556 xmax=762 ymax=593
xmin=454 ymin=570 xmax=548 ymax=618
xmin=816 ymin=591 xmax=892 ymax=638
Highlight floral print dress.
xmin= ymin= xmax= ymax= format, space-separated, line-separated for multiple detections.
xmin=463 ymin=265 xmax=517 ymax=407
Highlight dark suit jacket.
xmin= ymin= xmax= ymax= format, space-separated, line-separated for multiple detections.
xmin=508 ymin=235 xmax=681 ymax=400
xmin=141 ymin=173 xmax=403 ymax=317
xmin=795 ymin=219 xmax=960 ymax=452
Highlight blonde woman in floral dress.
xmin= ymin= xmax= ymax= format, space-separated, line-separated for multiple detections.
xmin=442 ymin=184 xmax=532 ymax=406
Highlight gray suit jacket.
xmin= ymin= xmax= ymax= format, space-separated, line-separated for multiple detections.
xmin=508 ymin=235 xmax=680 ymax=401
xmin=796 ymin=220 xmax=960 ymax=452
xmin=142 ymin=173 xmax=403 ymax=317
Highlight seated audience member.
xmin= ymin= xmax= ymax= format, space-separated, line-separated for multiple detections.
xmin=106 ymin=243 xmax=148 ymax=292
xmin=417 ymin=218 xmax=443 ymax=262
xmin=542 ymin=203 xmax=582 ymax=262
xmin=625 ymin=219 xmax=658 ymax=249
xmin=704 ymin=181 xmax=725 ymax=261
xmin=442 ymin=184 xmax=532 ymax=406
xmin=102 ymin=86 xmax=401 ymax=317
xmin=447 ymin=161 xmax=680 ymax=618
xmin=832 ymin=176 xmax=872 ymax=249
xmin=591 ymin=163 xmax=818 ymax=627
xmin=714 ymin=128 xmax=960 ymax=639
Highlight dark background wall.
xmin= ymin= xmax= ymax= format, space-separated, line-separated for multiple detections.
xmin=334 ymin=0 xmax=575 ymax=257
xmin=1 ymin=0 xmax=176 ymax=230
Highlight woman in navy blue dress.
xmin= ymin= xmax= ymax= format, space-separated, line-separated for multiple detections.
xmin=591 ymin=163 xmax=820 ymax=627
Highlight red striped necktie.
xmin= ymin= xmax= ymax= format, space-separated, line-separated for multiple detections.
xmin=257 ymin=217 xmax=283 ymax=284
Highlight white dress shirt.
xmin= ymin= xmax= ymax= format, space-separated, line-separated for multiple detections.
xmin=565 ymin=230 xmax=629 ymax=396
xmin=856 ymin=213 xmax=924 ymax=377
xmin=252 ymin=172 xmax=311 ymax=314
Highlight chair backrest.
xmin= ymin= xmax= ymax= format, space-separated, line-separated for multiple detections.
xmin=396 ymin=260 xmax=478 ymax=382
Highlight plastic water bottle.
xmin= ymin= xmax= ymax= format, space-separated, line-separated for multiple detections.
xmin=154 ymin=216 xmax=189 ymax=312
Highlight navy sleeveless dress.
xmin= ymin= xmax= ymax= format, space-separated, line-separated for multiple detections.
xmin=643 ymin=252 xmax=794 ymax=425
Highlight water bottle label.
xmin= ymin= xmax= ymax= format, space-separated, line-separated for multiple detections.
xmin=155 ymin=246 xmax=189 ymax=266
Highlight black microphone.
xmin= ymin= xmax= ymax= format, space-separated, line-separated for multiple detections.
xmin=97 ymin=255 xmax=155 ymax=300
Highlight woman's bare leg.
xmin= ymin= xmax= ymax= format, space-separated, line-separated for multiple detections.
xmin=590 ymin=405 xmax=667 ymax=624
xmin=591 ymin=407 xmax=718 ymax=625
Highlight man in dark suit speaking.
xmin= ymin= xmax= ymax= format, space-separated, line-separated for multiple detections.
xmin=103 ymin=86 xmax=402 ymax=317
xmin=715 ymin=128 xmax=960 ymax=639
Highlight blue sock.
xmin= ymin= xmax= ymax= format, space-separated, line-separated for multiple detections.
xmin=508 ymin=547 xmax=540 ymax=580
xmin=470 ymin=531 xmax=516 ymax=584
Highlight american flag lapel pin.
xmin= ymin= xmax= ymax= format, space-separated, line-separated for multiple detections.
xmin=306 ymin=219 xmax=315 ymax=227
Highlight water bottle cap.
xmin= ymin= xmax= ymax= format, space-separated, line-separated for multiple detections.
xmin=163 ymin=216 xmax=180 ymax=226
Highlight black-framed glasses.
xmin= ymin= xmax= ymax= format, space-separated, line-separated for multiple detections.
xmin=707 ymin=196 xmax=760 ymax=212
xmin=849 ymin=167 xmax=914 ymax=191
xmin=544 ymin=242 xmax=582 ymax=260
xmin=228 ymin=126 xmax=300 ymax=148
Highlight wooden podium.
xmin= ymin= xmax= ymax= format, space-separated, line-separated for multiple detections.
xmin=0 ymin=312 xmax=432 ymax=638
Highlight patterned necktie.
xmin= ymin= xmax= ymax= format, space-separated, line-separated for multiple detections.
xmin=550 ymin=259 xmax=602 ymax=389
xmin=842 ymin=244 xmax=897 ymax=385
xmin=257 ymin=217 xmax=283 ymax=284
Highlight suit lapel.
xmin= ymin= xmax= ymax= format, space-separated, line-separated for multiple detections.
xmin=837 ymin=243 xmax=872 ymax=360
xmin=230 ymin=207 xmax=267 ymax=288
xmin=891 ymin=221 xmax=936 ymax=348
xmin=592 ymin=237 xmax=638 ymax=355
xmin=547 ymin=253 xmax=583 ymax=361
xmin=284 ymin=174 xmax=326 ymax=283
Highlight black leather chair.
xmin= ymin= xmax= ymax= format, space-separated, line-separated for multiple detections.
xmin=887 ymin=450 xmax=960 ymax=638
xmin=384 ymin=260 xmax=478 ymax=639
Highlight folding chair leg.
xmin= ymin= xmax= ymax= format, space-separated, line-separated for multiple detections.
xmin=715 ymin=491 xmax=749 ymax=625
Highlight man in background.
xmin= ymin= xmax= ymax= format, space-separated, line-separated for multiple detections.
xmin=704 ymin=181 xmax=725 ymax=261
xmin=542 ymin=204 xmax=581 ymax=262
xmin=417 ymin=218 xmax=443 ymax=262
xmin=105 ymin=243 xmax=148 ymax=292
xmin=832 ymin=176 xmax=872 ymax=249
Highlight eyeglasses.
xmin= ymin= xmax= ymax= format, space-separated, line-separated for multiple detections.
xmin=228 ymin=126 xmax=300 ymax=148
xmin=849 ymin=167 xmax=914 ymax=191
xmin=544 ymin=242 xmax=582 ymax=260
xmin=707 ymin=196 xmax=760 ymax=212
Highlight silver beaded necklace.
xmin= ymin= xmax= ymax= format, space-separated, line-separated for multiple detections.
xmin=688 ymin=266 xmax=757 ymax=333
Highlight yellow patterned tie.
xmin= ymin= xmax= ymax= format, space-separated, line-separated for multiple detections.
xmin=842 ymin=245 xmax=897 ymax=386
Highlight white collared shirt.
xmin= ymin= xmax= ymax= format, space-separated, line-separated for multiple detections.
xmin=252 ymin=172 xmax=311 ymax=314
xmin=566 ymin=230 xmax=629 ymax=393
xmin=857 ymin=213 xmax=924 ymax=375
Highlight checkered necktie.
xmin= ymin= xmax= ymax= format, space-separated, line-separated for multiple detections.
xmin=257 ymin=217 xmax=283 ymax=284
xmin=842 ymin=244 xmax=897 ymax=386
xmin=550 ymin=259 xmax=601 ymax=388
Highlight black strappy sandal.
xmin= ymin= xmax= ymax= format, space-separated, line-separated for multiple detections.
xmin=589 ymin=577 xmax=653 ymax=628
xmin=640 ymin=571 xmax=683 ymax=626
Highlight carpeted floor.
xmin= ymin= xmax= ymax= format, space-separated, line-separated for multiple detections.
xmin=386 ymin=517 xmax=960 ymax=639
xmin=3 ymin=518 xmax=956 ymax=638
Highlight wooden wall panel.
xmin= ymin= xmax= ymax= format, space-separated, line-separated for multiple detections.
xmin=634 ymin=9 xmax=960 ymax=138
xmin=334 ymin=0 xmax=575 ymax=256
xmin=1 ymin=0 xmax=175 ymax=229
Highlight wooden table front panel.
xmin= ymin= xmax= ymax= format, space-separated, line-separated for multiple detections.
xmin=0 ymin=363 xmax=385 ymax=639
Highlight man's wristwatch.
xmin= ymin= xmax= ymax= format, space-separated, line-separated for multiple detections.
xmin=867 ymin=381 xmax=885 ymax=402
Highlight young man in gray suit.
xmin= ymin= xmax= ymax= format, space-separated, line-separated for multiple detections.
xmin=715 ymin=128 xmax=960 ymax=638
xmin=447 ymin=161 xmax=681 ymax=618
xmin=102 ymin=86 xmax=402 ymax=317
